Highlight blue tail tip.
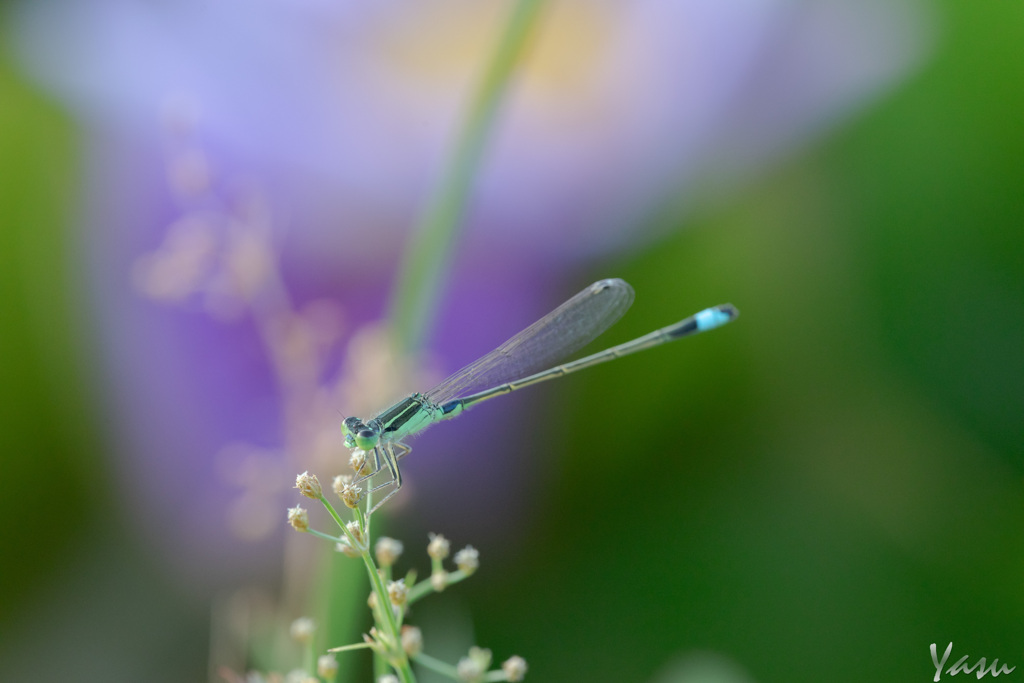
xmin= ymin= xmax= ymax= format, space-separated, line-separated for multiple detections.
xmin=695 ymin=304 xmax=739 ymax=331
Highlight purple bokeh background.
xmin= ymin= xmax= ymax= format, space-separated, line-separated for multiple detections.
xmin=13 ymin=0 xmax=929 ymax=590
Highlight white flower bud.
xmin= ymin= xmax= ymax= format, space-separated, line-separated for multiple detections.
xmin=295 ymin=471 xmax=322 ymax=499
xmin=375 ymin=537 xmax=404 ymax=567
xmin=387 ymin=579 xmax=408 ymax=608
xmin=289 ymin=617 xmax=316 ymax=644
xmin=454 ymin=546 xmax=479 ymax=575
xmin=317 ymin=654 xmax=339 ymax=679
xmin=502 ymin=655 xmax=528 ymax=682
xmin=401 ymin=625 xmax=423 ymax=656
xmin=427 ymin=533 xmax=450 ymax=560
xmin=287 ymin=506 xmax=309 ymax=532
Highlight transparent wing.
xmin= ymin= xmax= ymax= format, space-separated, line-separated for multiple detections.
xmin=425 ymin=279 xmax=635 ymax=404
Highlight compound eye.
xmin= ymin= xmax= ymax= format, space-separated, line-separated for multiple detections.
xmin=354 ymin=428 xmax=379 ymax=450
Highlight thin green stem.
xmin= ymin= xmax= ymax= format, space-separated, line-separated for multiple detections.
xmin=353 ymin=501 xmax=368 ymax=536
xmin=388 ymin=0 xmax=547 ymax=353
xmin=328 ymin=642 xmax=375 ymax=654
xmin=374 ymin=652 xmax=389 ymax=681
xmin=412 ymin=651 xmax=461 ymax=680
xmin=360 ymin=547 xmax=415 ymax=682
xmin=407 ymin=569 xmax=472 ymax=604
xmin=362 ymin=482 xmax=373 ymax=538
xmin=319 ymin=497 xmax=361 ymax=549
xmin=303 ymin=640 xmax=314 ymax=677
xmin=319 ymin=495 xmax=415 ymax=681
xmin=308 ymin=528 xmax=341 ymax=544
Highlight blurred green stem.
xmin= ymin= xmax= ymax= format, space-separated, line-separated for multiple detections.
xmin=319 ymin=495 xmax=414 ymax=681
xmin=412 ymin=652 xmax=460 ymax=679
xmin=388 ymin=0 xmax=547 ymax=353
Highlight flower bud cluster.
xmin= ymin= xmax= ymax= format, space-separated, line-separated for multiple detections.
xmin=284 ymin=469 xmax=526 ymax=681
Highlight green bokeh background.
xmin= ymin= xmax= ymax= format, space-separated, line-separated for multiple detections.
xmin=2 ymin=2 xmax=1022 ymax=681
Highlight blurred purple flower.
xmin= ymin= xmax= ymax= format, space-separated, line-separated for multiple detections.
xmin=12 ymin=0 xmax=929 ymax=588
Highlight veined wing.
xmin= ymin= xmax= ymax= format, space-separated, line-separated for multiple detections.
xmin=425 ymin=279 xmax=635 ymax=405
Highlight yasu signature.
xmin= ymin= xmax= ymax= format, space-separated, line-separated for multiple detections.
xmin=932 ymin=642 xmax=1015 ymax=681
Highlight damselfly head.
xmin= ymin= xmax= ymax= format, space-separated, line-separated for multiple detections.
xmin=342 ymin=416 xmax=379 ymax=450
